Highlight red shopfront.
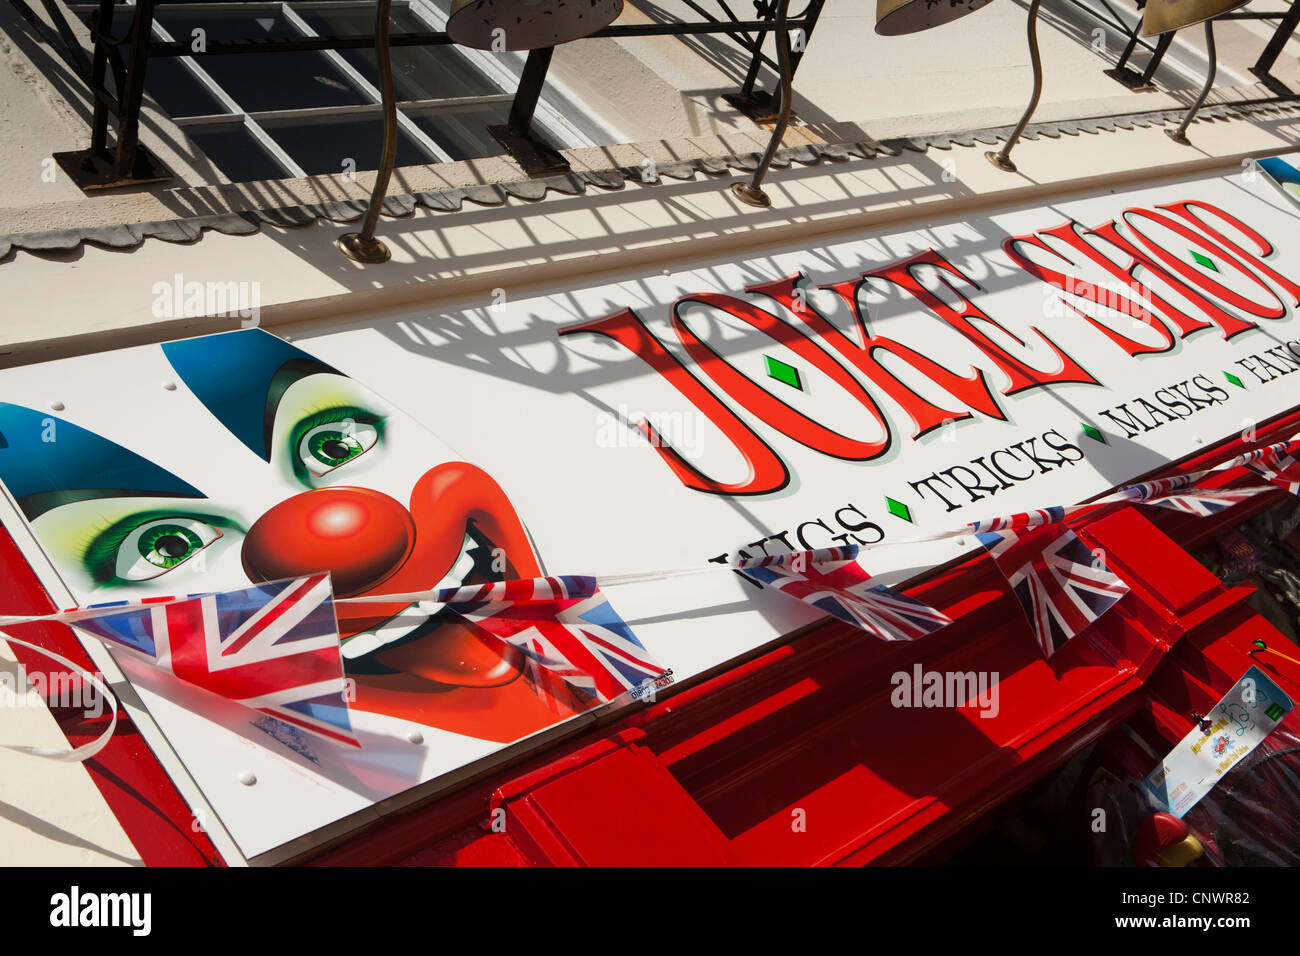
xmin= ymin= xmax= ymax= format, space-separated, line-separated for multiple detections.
xmin=5 ymin=406 xmax=1298 ymax=866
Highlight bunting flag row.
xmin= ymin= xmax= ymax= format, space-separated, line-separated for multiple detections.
xmin=734 ymin=545 xmax=953 ymax=642
xmin=1 ymin=431 xmax=1296 ymax=752
xmin=448 ymin=578 xmax=667 ymax=705
xmin=1139 ymin=486 xmax=1267 ymax=517
xmin=74 ymin=573 xmax=360 ymax=748
xmin=1247 ymin=442 xmax=1300 ymax=495
xmin=341 ymin=573 xmax=667 ymax=706
xmin=974 ymin=523 xmax=1129 ymax=658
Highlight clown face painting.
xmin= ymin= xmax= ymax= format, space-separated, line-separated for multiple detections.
xmin=0 ymin=328 xmax=601 ymax=856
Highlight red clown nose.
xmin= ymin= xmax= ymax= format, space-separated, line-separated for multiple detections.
xmin=242 ymin=487 xmax=416 ymax=597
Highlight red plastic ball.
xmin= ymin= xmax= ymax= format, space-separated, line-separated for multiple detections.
xmin=242 ymin=487 xmax=415 ymax=597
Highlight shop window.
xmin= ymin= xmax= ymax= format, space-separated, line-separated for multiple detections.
xmin=70 ymin=0 xmax=593 ymax=182
xmin=1192 ymin=497 xmax=1300 ymax=644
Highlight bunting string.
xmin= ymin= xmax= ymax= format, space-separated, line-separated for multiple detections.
xmin=0 ymin=432 xmax=1295 ymax=757
xmin=0 ymin=630 xmax=118 ymax=762
xmin=0 ymin=432 xmax=1294 ymax=631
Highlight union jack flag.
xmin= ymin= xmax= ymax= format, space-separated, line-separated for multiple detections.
xmin=976 ymin=524 xmax=1129 ymax=658
xmin=430 ymin=575 xmax=598 ymax=606
xmin=447 ymin=577 xmax=666 ymax=704
xmin=967 ymin=506 xmax=1066 ymax=535
xmin=737 ymin=545 xmax=859 ymax=569
xmin=735 ymin=548 xmax=951 ymax=642
xmin=1139 ymin=486 xmax=1266 ymax=516
xmin=75 ymin=574 xmax=358 ymax=747
xmin=1119 ymin=476 xmax=1195 ymax=502
xmin=1246 ymin=442 xmax=1300 ymax=496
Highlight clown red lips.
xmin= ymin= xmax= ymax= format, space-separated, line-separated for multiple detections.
xmin=0 ymin=329 xmax=587 ymax=745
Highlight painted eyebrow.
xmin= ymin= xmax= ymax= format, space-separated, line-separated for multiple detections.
xmin=162 ymin=328 xmax=340 ymax=461
xmin=0 ymin=403 xmax=202 ymax=521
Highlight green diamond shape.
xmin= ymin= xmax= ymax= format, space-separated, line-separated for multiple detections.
xmin=885 ymin=497 xmax=913 ymax=522
xmin=1225 ymin=370 xmax=1245 ymax=389
xmin=1081 ymin=422 xmax=1106 ymax=444
xmin=764 ymin=355 xmax=802 ymax=390
xmin=1190 ymin=250 xmax=1218 ymax=272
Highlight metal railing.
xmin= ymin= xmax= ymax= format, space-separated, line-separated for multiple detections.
xmin=1060 ymin=0 xmax=1300 ymax=93
xmin=8 ymin=0 xmax=826 ymax=188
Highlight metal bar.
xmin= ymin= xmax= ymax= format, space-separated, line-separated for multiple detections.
xmin=714 ymin=0 xmax=746 ymax=26
xmin=1221 ymin=10 xmax=1293 ymax=19
xmin=172 ymin=94 xmax=513 ymax=124
xmin=987 ymin=0 xmax=1044 ymax=173
xmin=506 ymin=46 xmax=553 ymax=134
xmin=1137 ymin=30 xmax=1173 ymax=85
xmin=112 ymin=0 xmax=156 ymax=178
xmin=731 ymin=0 xmax=791 ymax=208
xmin=1111 ymin=5 xmax=1143 ymax=71
xmin=1168 ymin=19 xmax=1216 ymax=144
xmin=788 ymin=0 xmax=824 ymax=81
xmin=678 ymin=0 xmax=763 ymax=62
xmin=104 ymin=17 xmax=130 ymax=112
xmin=180 ymin=97 xmax=513 ymax=124
xmin=145 ymin=18 xmax=815 ymax=55
xmin=86 ymin=84 xmax=123 ymax=117
xmin=1253 ymin=0 xmax=1300 ymax=76
xmin=338 ymin=0 xmax=396 ymax=263
xmin=171 ymin=113 xmax=248 ymax=127
xmin=87 ymin=0 xmax=116 ymax=153
xmin=377 ymin=94 xmax=514 ymax=112
xmin=365 ymin=0 xmax=397 ymax=226
xmin=1095 ymin=0 xmax=1133 ymax=33
xmin=736 ymin=0 xmax=773 ymax=97
xmin=406 ymin=0 xmax=597 ymax=150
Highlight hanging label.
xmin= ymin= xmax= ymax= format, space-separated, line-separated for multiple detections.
xmin=1143 ymin=665 xmax=1294 ymax=818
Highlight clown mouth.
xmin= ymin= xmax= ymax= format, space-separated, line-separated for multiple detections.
xmin=338 ymin=523 xmax=504 ymax=667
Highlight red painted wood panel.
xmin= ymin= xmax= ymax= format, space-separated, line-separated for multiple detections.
xmin=0 ymin=530 xmax=224 ymax=866
xmin=4 ymin=407 xmax=1297 ymax=866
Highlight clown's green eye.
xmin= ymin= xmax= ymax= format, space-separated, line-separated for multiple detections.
xmin=298 ymin=420 xmax=379 ymax=476
xmin=284 ymin=403 xmax=385 ymax=485
xmin=115 ymin=518 xmax=222 ymax=581
xmin=81 ymin=511 xmax=241 ymax=586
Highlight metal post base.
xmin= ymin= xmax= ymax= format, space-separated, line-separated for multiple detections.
xmin=53 ymin=145 xmax=171 ymax=191
xmin=985 ymin=150 xmax=1018 ymax=173
xmin=723 ymin=90 xmax=794 ymax=125
xmin=488 ymin=124 xmax=570 ymax=177
xmin=337 ymin=232 xmax=392 ymax=264
xmin=1103 ymin=67 xmax=1158 ymax=92
xmin=1164 ymin=128 xmax=1192 ymax=146
xmin=731 ymin=182 xmax=772 ymax=208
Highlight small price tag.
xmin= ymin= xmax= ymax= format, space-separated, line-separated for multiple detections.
xmin=1143 ymin=665 xmax=1293 ymax=818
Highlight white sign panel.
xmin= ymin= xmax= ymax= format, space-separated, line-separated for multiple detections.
xmin=1 ymin=156 xmax=1299 ymax=858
